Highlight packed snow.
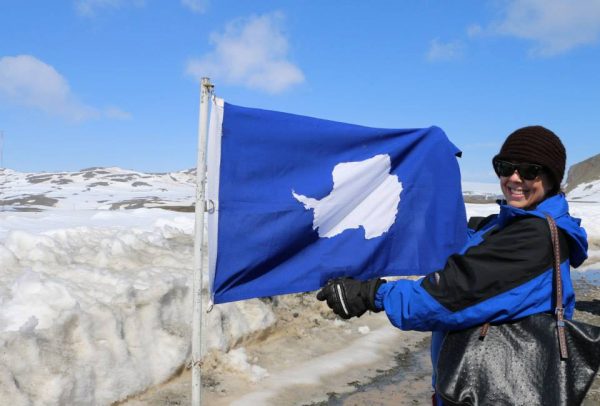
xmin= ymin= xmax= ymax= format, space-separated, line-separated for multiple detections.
xmin=1 ymin=167 xmax=599 ymax=405
xmin=0 ymin=208 xmax=278 ymax=404
xmin=569 ymin=180 xmax=600 ymax=203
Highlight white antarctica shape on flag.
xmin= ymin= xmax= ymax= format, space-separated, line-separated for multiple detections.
xmin=292 ymin=154 xmax=402 ymax=239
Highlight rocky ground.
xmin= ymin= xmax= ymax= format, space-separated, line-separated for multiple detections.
xmin=572 ymin=276 xmax=600 ymax=405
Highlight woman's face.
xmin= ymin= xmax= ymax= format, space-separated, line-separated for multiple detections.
xmin=500 ymin=167 xmax=552 ymax=210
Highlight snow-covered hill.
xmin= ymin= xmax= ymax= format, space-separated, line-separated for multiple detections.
xmin=1 ymin=167 xmax=509 ymax=211
xmin=461 ymin=181 xmax=502 ymax=203
xmin=2 ymin=154 xmax=600 ymax=211
xmin=0 ymin=167 xmax=196 ymax=211
xmin=568 ymin=180 xmax=600 ymax=203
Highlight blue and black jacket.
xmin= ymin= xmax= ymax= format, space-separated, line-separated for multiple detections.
xmin=373 ymin=193 xmax=588 ymax=388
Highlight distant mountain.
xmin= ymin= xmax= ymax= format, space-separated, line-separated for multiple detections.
xmin=0 ymin=167 xmax=196 ymax=211
xmin=461 ymin=181 xmax=502 ymax=204
xmin=565 ymin=153 xmax=600 ymax=193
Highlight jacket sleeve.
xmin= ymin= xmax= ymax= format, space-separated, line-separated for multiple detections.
xmin=374 ymin=216 xmax=568 ymax=331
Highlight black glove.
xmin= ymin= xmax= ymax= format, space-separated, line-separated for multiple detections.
xmin=316 ymin=277 xmax=386 ymax=319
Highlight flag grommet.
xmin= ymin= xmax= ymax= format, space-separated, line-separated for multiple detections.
xmin=206 ymin=200 xmax=215 ymax=213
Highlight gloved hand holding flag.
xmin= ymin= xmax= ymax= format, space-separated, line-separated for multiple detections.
xmin=316 ymin=278 xmax=386 ymax=319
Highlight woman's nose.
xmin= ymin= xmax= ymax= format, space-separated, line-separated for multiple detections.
xmin=508 ymin=169 xmax=523 ymax=182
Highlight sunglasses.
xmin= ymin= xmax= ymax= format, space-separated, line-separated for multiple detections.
xmin=493 ymin=159 xmax=544 ymax=181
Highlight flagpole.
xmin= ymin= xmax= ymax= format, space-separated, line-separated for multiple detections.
xmin=192 ymin=77 xmax=213 ymax=406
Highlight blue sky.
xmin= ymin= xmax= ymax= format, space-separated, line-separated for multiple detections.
xmin=1 ymin=1 xmax=599 ymax=182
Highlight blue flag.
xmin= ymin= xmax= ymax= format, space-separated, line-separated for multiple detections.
xmin=207 ymin=98 xmax=466 ymax=304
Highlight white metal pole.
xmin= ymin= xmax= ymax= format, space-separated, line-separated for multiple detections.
xmin=192 ymin=77 xmax=212 ymax=406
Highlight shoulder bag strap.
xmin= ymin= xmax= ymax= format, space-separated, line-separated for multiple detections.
xmin=545 ymin=214 xmax=569 ymax=359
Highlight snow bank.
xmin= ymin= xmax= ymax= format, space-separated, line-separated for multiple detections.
xmin=0 ymin=209 xmax=275 ymax=405
xmin=570 ymin=202 xmax=600 ymax=242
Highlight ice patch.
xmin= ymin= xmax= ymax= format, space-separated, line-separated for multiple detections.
xmin=225 ymin=348 xmax=269 ymax=383
xmin=333 ymin=319 xmax=347 ymax=328
xmin=230 ymin=325 xmax=402 ymax=405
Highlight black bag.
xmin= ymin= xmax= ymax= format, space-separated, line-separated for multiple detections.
xmin=435 ymin=215 xmax=600 ymax=406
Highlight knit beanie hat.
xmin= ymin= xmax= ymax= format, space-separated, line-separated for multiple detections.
xmin=493 ymin=125 xmax=566 ymax=192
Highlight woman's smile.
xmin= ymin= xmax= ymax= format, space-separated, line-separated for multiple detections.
xmin=500 ymin=170 xmax=549 ymax=210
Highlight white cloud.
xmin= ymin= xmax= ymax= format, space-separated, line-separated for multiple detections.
xmin=104 ymin=106 xmax=132 ymax=120
xmin=181 ymin=0 xmax=208 ymax=14
xmin=490 ymin=0 xmax=600 ymax=56
xmin=75 ymin=0 xmax=145 ymax=17
xmin=426 ymin=39 xmax=465 ymax=61
xmin=0 ymin=55 xmax=130 ymax=121
xmin=186 ymin=12 xmax=305 ymax=94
